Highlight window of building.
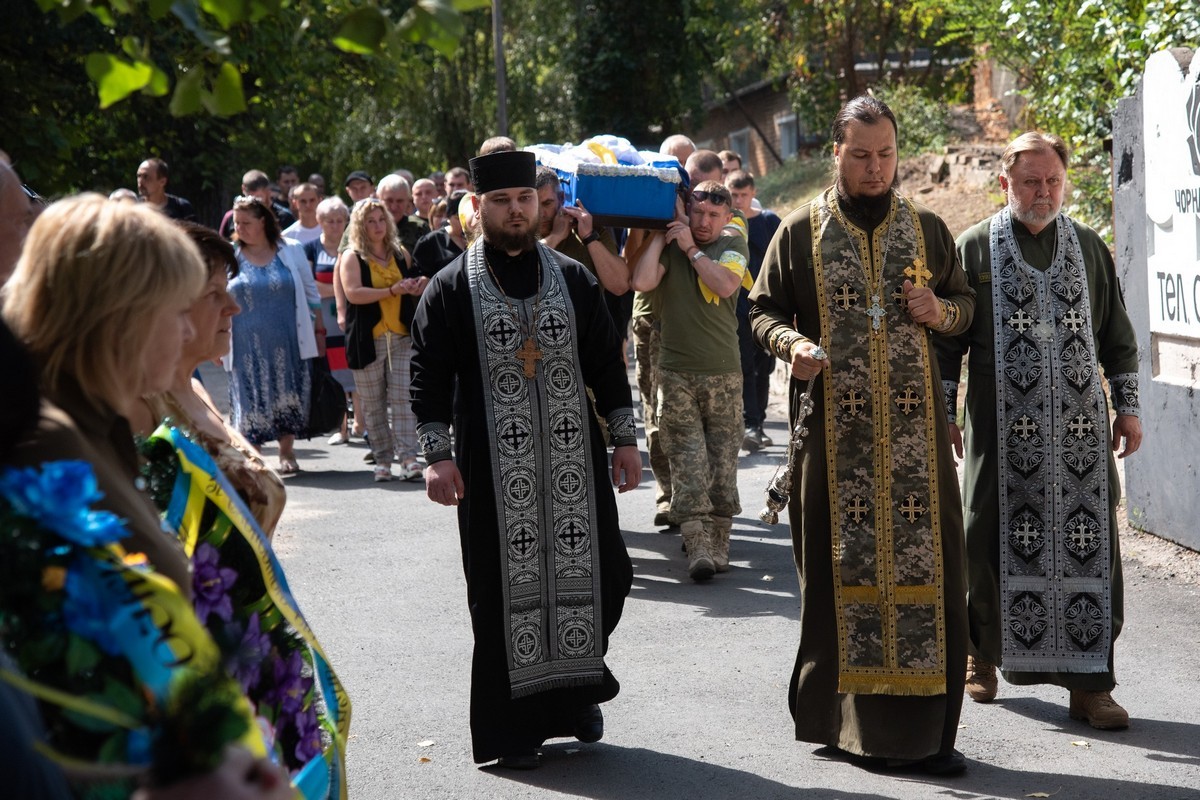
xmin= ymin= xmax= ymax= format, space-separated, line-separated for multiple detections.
xmin=776 ymin=113 xmax=799 ymax=160
xmin=728 ymin=128 xmax=750 ymax=164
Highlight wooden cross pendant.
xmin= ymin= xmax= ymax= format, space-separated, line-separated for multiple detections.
xmin=515 ymin=336 xmax=543 ymax=379
xmin=904 ymin=258 xmax=932 ymax=287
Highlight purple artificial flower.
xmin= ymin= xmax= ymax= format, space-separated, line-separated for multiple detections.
xmin=0 ymin=461 xmax=127 ymax=548
xmin=192 ymin=543 xmax=237 ymax=623
xmin=230 ymin=613 xmax=272 ymax=692
xmin=266 ymin=649 xmax=311 ymax=717
xmin=292 ymin=705 xmax=323 ymax=765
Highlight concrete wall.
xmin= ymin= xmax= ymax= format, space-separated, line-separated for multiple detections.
xmin=1112 ymin=48 xmax=1200 ymax=552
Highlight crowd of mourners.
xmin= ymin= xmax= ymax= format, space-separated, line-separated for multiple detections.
xmin=0 ymin=91 xmax=1144 ymax=793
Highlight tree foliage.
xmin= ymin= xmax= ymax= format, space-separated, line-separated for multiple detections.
xmin=943 ymin=0 xmax=1200 ymax=236
xmin=14 ymin=0 xmax=1199 ymax=240
xmin=572 ymin=0 xmax=706 ymax=146
xmin=707 ymin=0 xmax=971 ymax=142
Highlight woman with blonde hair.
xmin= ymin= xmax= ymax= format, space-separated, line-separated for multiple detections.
xmin=1 ymin=197 xmax=329 ymax=799
xmin=335 ymin=197 xmax=427 ymax=481
xmin=2 ymin=193 xmax=203 ymax=592
xmin=227 ymin=195 xmax=321 ymax=475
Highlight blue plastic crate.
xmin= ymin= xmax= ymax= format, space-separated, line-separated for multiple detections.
xmin=553 ymin=166 xmax=679 ymax=230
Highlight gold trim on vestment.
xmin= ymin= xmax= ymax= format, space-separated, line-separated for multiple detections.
xmin=812 ymin=188 xmax=947 ymax=696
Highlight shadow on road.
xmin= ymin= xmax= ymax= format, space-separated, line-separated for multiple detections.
xmin=486 ymin=743 xmax=902 ymax=800
xmin=622 ymin=526 xmax=800 ymax=620
xmin=918 ymin=758 xmax=1200 ymax=800
xmin=991 ymin=696 xmax=1200 ymax=763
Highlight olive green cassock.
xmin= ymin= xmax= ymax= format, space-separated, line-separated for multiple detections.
xmin=749 ymin=189 xmax=974 ymax=760
xmin=935 ymin=214 xmax=1139 ymax=691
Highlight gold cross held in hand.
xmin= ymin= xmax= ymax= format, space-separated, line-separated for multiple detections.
xmin=904 ymin=258 xmax=932 ymax=286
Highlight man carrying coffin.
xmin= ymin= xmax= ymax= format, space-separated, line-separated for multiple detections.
xmin=410 ymin=150 xmax=640 ymax=769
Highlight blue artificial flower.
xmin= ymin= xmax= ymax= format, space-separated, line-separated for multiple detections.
xmin=124 ymin=728 xmax=153 ymax=766
xmin=0 ymin=461 xmax=128 ymax=548
xmin=61 ymin=558 xmax=123 ymax=656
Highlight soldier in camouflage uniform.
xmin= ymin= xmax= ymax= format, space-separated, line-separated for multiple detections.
xmin=632 ymin=180 xmax=750 ymax=581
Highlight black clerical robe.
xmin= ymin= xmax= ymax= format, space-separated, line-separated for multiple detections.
xmin=410 ymin=241 xmax=634 ymax=763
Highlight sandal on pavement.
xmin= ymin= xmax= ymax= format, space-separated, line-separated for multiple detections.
xmin=278 ymin=458 xmax=300 ymax=476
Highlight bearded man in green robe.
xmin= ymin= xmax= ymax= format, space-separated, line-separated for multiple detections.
xmin=935 ymin=132 xmax=1141 ymax=731
xmin=750 ymin=95 xmax=975 ymax=775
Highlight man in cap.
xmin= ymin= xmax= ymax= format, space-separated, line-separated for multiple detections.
xmin=410 ymin=149 xmax=640 ymax=770
xmin=343 ymin=170 xmax=375 ymax=204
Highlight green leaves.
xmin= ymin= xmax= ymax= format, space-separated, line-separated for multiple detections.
xmin=397 ymin=0 xmax=468 ymax=59
xmin=331 ymin=0 xmax=488 ymax=59
xmin=41 ymin=0 xmax=486 ymax=116
xmin=333 ymin=6 xmax=390 ymax=54
xmin=167 ymin=63 xmax=245 ymax=116
xmin=84 ymin=53 xmax=169 ymax=108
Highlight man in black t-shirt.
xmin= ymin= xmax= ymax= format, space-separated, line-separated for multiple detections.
xmin=136 ymin=158 xmax=198 ymax=223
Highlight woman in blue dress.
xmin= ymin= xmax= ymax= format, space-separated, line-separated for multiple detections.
xmin=227 ymin=196 xmax=321 ymax=474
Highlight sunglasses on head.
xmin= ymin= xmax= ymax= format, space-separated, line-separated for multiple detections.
xmin=21 ymin=184 xmax=47 ymax=207
xmin=691 ymin=190 xmax=729 ymax=206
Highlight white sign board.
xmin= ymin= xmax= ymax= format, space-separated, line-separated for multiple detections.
xmin=1144 ymin=51 xmax=1200 ymax=339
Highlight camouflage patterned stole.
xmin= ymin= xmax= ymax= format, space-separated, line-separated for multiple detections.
xmin=990 ymin=210 xmax=1112 ymax=673
xmin=811 ymin=188 xmax=947 ymax=696
xmin=467 ymin=240 xmax=606 ymax=698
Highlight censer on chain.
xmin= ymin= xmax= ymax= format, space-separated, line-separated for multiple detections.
xmin=759 ymin=340 xmax=827 ymax=525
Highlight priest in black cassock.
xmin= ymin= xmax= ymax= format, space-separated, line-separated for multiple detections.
xmin=409 ymin=150 xmax=640 ymax=769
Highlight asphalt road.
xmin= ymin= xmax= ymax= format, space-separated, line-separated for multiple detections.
xmin=202 ymin=365 xmax=1200 ymax=800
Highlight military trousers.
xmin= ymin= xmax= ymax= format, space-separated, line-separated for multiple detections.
xmin=656 ymin=368 xmax=743 ymax=523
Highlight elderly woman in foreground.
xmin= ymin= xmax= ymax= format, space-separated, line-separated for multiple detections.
xmin=2 ymin=194 xmax=201 ymax=589
xmin=131 ymin=222 xmax=350 ymax=797
xmin=0 ymin=194 xmax=297 ymax=798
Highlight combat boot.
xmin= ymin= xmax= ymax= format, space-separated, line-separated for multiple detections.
xmin=1069 ymin=690 xmax=1129 ymax=730
xmin=680 ymin=520 xmax=715 ymax=581
xmin=711 ymin=516 xmax=733 ymax=573
xmin=965 ymin=656 xmax=997 ymax=702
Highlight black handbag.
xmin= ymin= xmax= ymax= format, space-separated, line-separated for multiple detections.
xmin=305 ymin=357 xmax=346 ymax=437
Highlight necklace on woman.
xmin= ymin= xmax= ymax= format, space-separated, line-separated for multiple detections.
xmin=484 ymin=253 xmax=544 ymax=379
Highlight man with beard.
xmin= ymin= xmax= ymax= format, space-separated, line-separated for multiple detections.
xmin=409 ymin=149 xmax=640 ymax=770
xmin=935 ymin=132 xmax=1140 ymax=729
xmin=631 ymin=180 xmax=749 ymax=581
xmin=749 ymin=95 xmax=975 ymax=773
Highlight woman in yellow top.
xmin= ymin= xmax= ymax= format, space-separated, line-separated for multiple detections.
xmin=336 ymin=198 xmax=428 ymax=481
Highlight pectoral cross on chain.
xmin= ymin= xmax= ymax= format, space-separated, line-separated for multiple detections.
xmin=515 ymin=336 xmax=543 ymax=379
xmin=867 ymin=295 xmax=887 ymax=331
